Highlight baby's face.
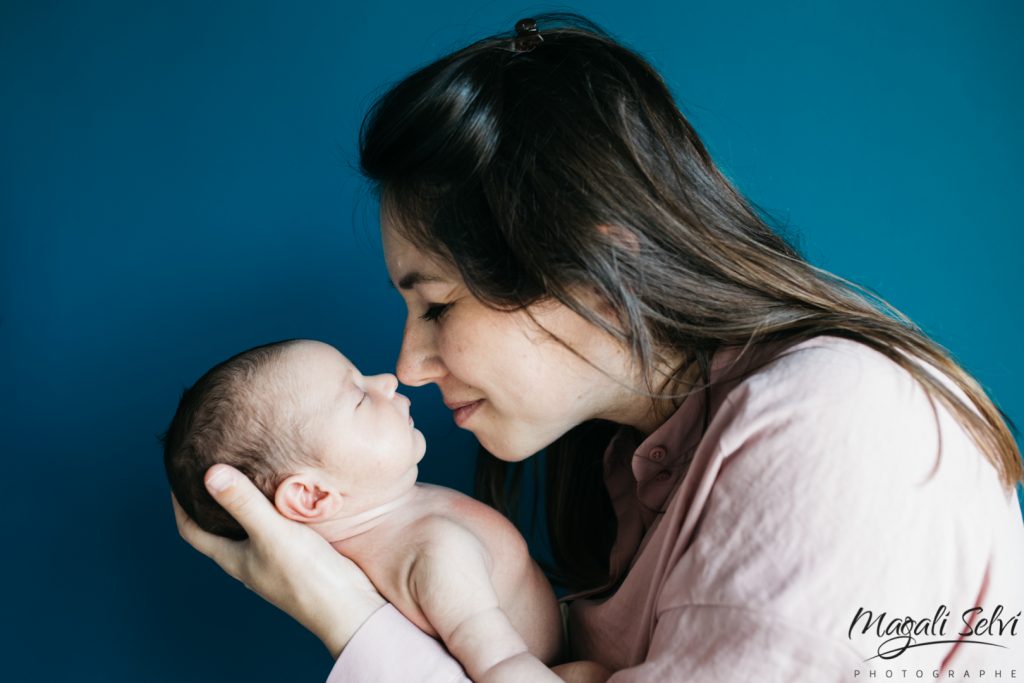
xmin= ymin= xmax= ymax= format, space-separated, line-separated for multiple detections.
xmin=279 ymin=340 xmax=426 ymax=508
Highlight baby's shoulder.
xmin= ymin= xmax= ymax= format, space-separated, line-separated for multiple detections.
xmin=408 ymin=510 xmax=479 ymax=543
xmin=410 ymin=484 xmax=529 ymax=568
xmin=415 ymin=483 xmax=522 ymax=536
xmin=405 ymin=513 xmax=491 ymax=582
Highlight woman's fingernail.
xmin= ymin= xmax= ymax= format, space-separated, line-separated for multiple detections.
xmin=207 ymin=468 xmax=234 ymax=492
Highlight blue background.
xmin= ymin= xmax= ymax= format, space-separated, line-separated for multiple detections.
xmin=2 ymin=1 xmax=1021 ymax=681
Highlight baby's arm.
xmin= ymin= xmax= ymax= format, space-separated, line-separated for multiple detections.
xmin=410 ymin=518 xmax=564 ymax=683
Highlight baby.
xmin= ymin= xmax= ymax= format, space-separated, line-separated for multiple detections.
xmin=163 ymin=339 xmax=610 ymax=683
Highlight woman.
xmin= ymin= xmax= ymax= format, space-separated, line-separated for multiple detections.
xmin=173 ymin=14 xmax=1024 ymax=680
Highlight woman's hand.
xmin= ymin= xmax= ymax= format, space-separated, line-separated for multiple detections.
xmin=171 ymin=464 xmax=386 ymax=658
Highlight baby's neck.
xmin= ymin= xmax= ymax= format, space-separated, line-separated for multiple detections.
xmin=311 ymin=485 xmax=421 ymax=544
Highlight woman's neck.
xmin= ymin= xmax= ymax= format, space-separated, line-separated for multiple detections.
xmin=611 ymin=354 xmax=700 ymax=436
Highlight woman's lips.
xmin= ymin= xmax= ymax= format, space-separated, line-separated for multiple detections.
xmin=451 ymin=399 xmax=484 ymax=427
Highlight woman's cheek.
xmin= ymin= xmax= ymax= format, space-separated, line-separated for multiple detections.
xmin=441 ymin=320 xmax=489 ymax=384
xmin=434 ymin=333 xmax=462 ymax=381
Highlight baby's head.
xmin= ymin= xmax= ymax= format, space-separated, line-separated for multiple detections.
xmin=163 ymin=339 xmax=424 ymax=540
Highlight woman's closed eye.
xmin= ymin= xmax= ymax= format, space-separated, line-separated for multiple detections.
xmin=419 ymin=302 xmax=451 ymax=322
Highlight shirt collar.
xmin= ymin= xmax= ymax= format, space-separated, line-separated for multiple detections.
xmin=604 ymin=338 xmax=792 ymax=513
xmin=561 ymin=337 xmax=811 ymax=603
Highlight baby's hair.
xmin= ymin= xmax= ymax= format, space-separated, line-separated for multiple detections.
xmin=161 ymin=339 xmax=320 ymax=540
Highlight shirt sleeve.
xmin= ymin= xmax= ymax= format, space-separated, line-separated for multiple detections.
xmin=606 ymin=342 xmax=993 ymax=680
xmin=325 ymin=603 xmax=470 ymax=683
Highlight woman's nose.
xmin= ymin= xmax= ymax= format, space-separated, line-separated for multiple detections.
xmin=396 ymin=320 xmax=446 ymax=387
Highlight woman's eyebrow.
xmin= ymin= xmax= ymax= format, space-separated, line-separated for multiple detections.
xmin=388 ymin=272 xmax=446 ymax=290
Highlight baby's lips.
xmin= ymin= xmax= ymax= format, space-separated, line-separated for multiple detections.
xmin=396 ymin=392 xmax=413 ymax=419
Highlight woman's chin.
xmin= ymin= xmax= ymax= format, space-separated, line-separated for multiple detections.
xmin=469 ymin=412 xmax=560 ymax=462
xmin=477 ymin=434 xmax=540 ymax=463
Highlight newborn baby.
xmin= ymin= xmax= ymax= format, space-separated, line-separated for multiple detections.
xmin=163 ymin=339 xmax=609 ymax=682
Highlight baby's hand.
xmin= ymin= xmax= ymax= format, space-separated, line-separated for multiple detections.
xmin=552 ymin=660 xmax=614 ymax=683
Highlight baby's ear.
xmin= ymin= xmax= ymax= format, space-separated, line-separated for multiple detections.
xmin=274 ymin=473 xmax=339 ymax=522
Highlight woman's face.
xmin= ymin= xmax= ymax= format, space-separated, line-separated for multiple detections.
xmin=381 ymin=220 xmax=656 ymax=462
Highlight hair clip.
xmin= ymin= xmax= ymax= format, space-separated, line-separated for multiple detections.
xmin=512 ymin=17 xmax=544 ymax=53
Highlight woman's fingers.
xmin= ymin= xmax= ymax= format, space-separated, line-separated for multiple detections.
xmin=171 ymin=489 xmax=243 ymax=578
xmin=201 ymin=464 xmax=281 ymax=540
xmin=170 ymin=464 xmax=387 ymax=656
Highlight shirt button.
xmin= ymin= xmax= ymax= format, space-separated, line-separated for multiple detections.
xmin=649 ymin=447 xmax=667 ymax=461
xmin=655 ymin=469 xmax=672 ymax=481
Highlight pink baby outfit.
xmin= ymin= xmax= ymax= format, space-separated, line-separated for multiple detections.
xmin=328 ymin=335 xmax=1024 ymax=681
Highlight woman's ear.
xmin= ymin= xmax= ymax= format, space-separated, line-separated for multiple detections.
xmin=595 ymin=223 xmax=640 ymax=253
xmin=274 ymin=473 xmax=341 ymax=522
xmin=592 ymin=223 xmax=638 ymax=329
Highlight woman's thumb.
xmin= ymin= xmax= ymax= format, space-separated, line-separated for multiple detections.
xmin=206 ymin=464 xmax=237 ymax=493
xmin=204 ymin=464 xmax=272 ymax=533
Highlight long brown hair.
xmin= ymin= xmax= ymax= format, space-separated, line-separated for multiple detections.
xmin=358 ymin=12 xmax=1021 ymax=593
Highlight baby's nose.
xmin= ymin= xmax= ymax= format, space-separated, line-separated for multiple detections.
xmin=378 ymin=373 xmax=399 ymax=396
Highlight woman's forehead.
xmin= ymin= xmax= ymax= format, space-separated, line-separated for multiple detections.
xmin=381 ymin=221 xmax=458 ymax=285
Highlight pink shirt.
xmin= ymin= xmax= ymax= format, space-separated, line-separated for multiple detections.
xmin=327 ymin=335 xmax=1024 ymax=681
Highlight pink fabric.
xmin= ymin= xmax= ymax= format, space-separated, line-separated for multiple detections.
xmin=329 ymin=603 xmax=469 ymax=682
xmin=327 ymin=335 xmax=1024 ymax=681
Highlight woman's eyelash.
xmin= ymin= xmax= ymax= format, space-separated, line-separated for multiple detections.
xmin=420 ymin=303 xmax=451 ymax=322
